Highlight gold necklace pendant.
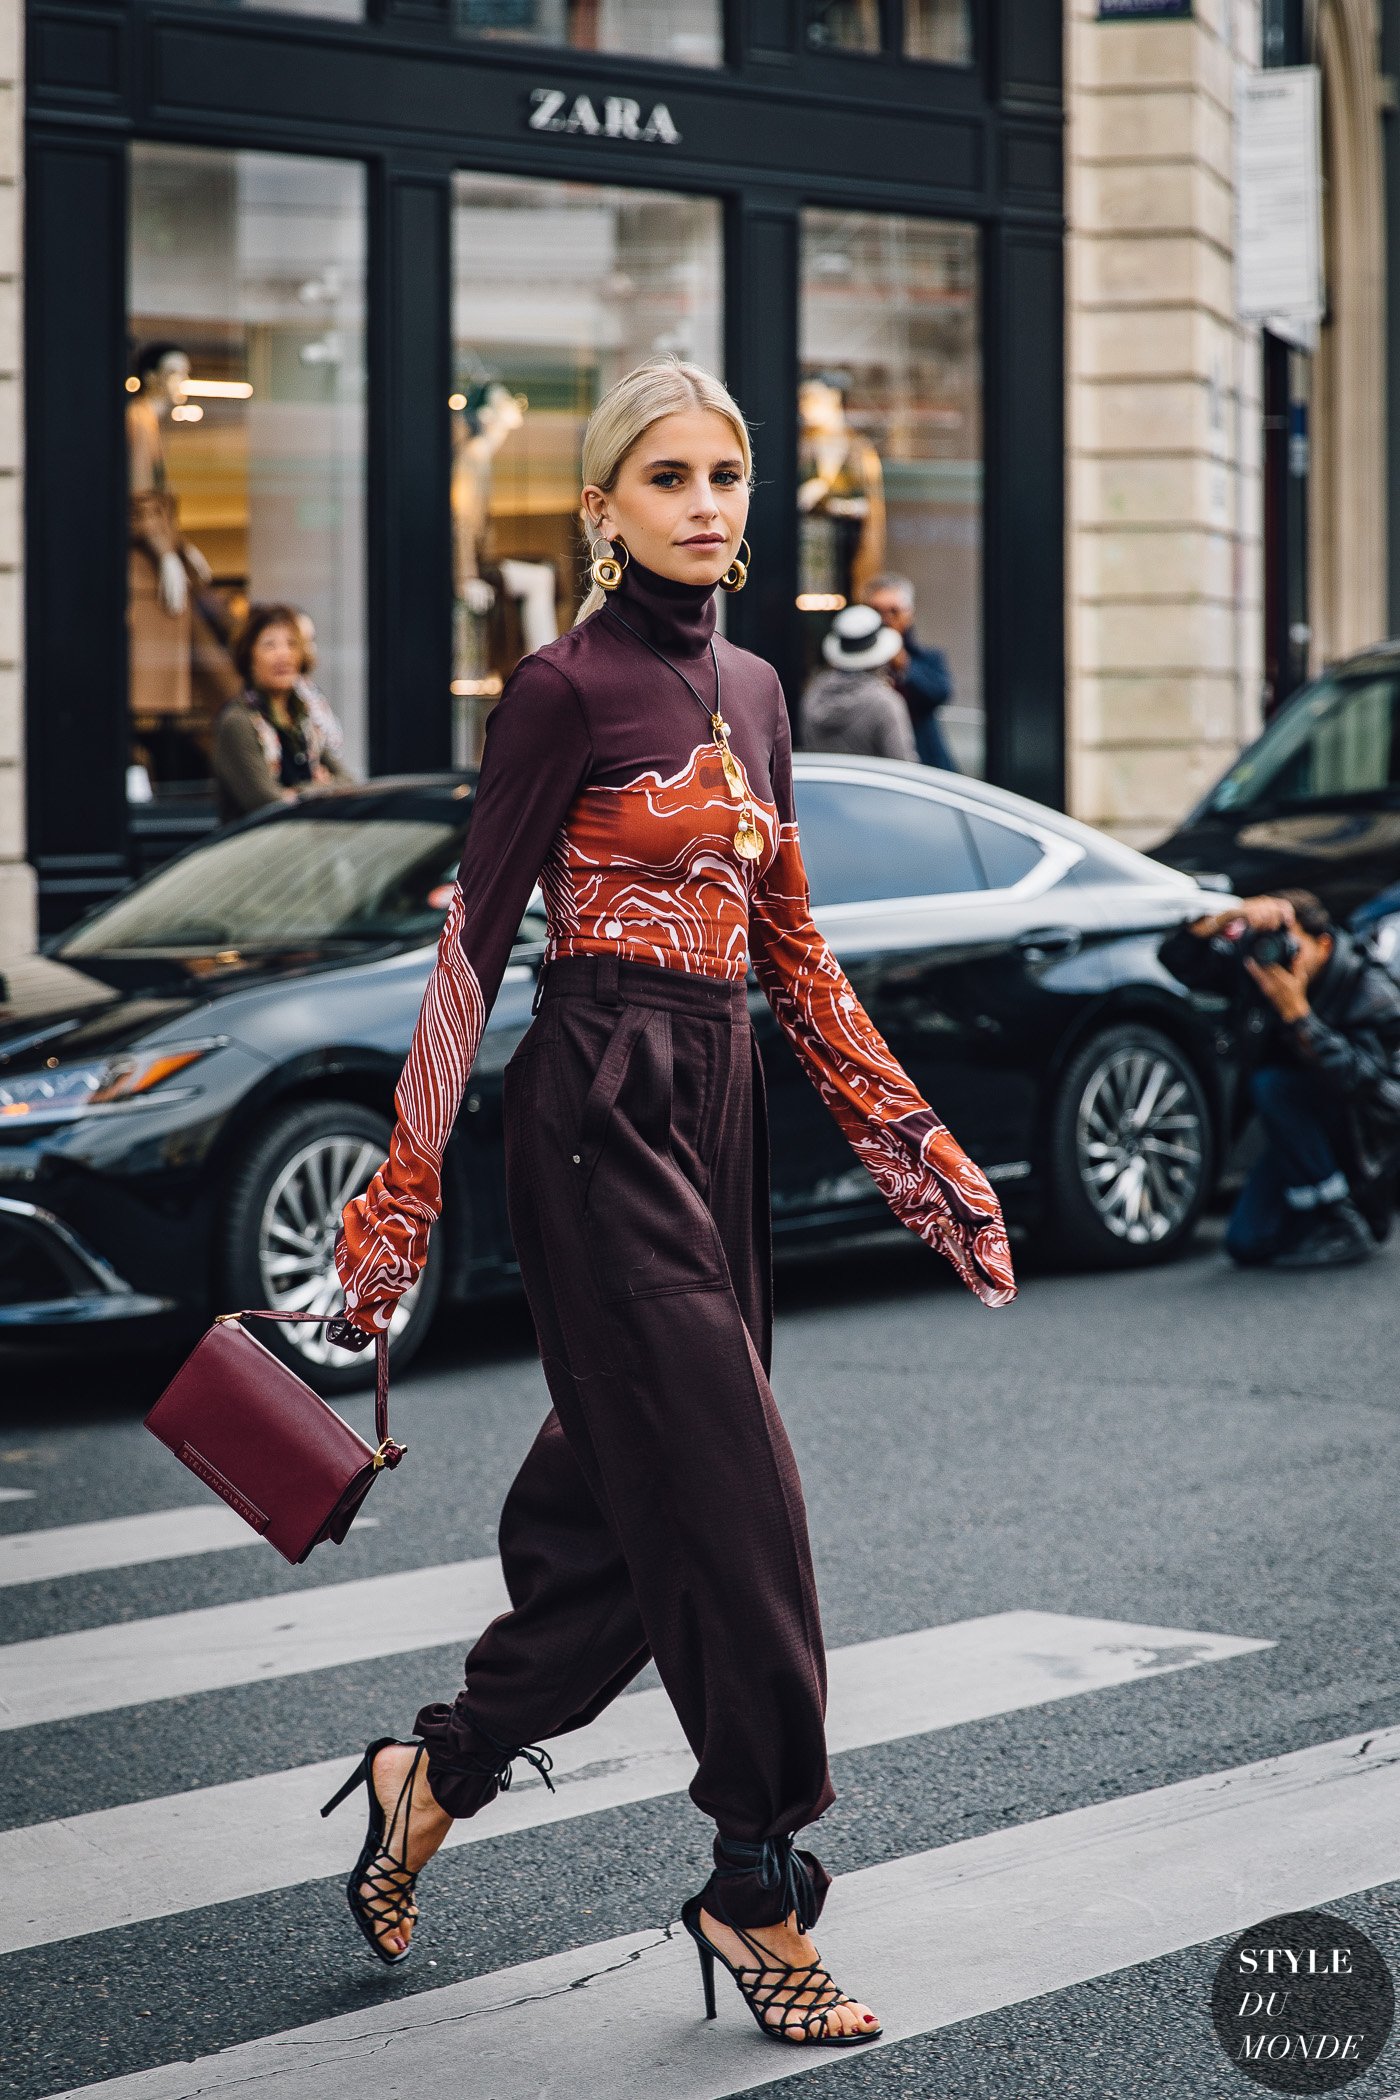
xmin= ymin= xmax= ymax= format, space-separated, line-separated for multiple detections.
xmin=734 ymin=814 xmax=764 ymax=860
xmin=709 ymin=720 xmax=763 ymax=859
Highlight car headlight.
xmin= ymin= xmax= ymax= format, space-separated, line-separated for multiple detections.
xmin=0 ymin=1041 xmax=222 ymax=1123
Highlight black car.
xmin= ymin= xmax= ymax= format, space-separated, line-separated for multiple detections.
xmin=0 ymin=760 xmax=1234 ymax=1388
xmin=1155 ymin=644 xmax=1400 ymax=924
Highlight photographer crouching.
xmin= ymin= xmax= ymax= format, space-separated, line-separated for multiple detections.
xmin=1161 ymin=890 xmax=1400 ymax=1268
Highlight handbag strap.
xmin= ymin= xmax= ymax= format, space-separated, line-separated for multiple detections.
xmin=216 ymin=1312 xmax=403 ymax=1469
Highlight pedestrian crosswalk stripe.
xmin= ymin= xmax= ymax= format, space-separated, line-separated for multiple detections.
xmin=0 ymin=1504 xmax=288 ymax=1587
xmin=0 ymin=1558 xmax=511 ymax=1731
xmin=0 ymin=1612 xmax=1269 ymax=1955
xmin=41 ymin=1721 xmax=1400 ymax=2100
xmin=0 ymin=1486 xmax=35 ymax=1503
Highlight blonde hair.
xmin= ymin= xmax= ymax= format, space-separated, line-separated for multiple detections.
xmin=573 ymin=357 xmax=753 ymax=625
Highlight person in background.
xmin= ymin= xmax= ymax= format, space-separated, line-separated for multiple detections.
xmin=1161 ymin=889 xmax=1400 ymax=1268
xmin=861 ymin=573 xmax=958 ymax=772
xmin=293 ymin=609 xmax=350 ymax=773
xmin=798 ymin=603 xmax=917 ymax=761
xmin=211 ymin=602 xmax=351 ymax=824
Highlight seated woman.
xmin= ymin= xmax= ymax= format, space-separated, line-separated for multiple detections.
xmin=212 ymin=602 xmax=351 ymax=823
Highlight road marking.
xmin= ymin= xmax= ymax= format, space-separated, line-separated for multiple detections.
xmin=0 ymin=1487 xmax=35 ymax=1503
xmin=0 ymin=1505 xmax=275 ymax=1586
xmin=43 ymin=1722 xmax=1400 ymax=2100
xmin=0 ymin=1612 xmax=1269 ymax=1953
xmin=0 ymin=1558 xmax=511 ymax=1730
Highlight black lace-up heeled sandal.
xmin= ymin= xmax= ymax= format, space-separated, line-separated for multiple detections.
xmin=321 ymin=1735 xmax=429 ymax=1965
xmin=680 ymin=1836 xmax=882 ymax=2049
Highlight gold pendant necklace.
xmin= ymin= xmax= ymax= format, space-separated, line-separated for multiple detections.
xmin=605 ymin=608 xmax=764 ymax=862
xmin=712 ymin=711 xmax=764 ymax=858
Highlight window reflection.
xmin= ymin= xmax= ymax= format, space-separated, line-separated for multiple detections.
xmin=127 ymin=145 xmax=366 ymax=811
xmin=450 ymin=173 xmax=722 ymax=763
xmin=182 ymin=0 xmax=364 ymax=21
xmin=800 ymin=210 xmax=984 ymax=777
xmin=807 ymin=0 xmax=881 ymax=51
xmin=906 ymin=0 xmax=972 ymax=63
xmin=455 ymin=0 xmax=720 ymax=66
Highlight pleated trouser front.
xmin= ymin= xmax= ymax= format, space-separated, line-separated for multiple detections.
xmin=414 ymin=949 xmax=835 ymax=1923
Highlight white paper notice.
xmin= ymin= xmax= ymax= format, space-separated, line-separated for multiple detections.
xmin=1236 ymin=66 xmax=1323 ymax=343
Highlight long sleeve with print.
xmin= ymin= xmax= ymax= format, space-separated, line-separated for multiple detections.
xmin=749 ymin=696 xmax=1016 ymax=1308
xmin=334 ymin=658 xmax=592 ymax=1333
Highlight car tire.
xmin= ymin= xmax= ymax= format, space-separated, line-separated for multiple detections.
xmin=219 ymin=1100 xmax=442 ymax=1394
xmin=1045 ymin=1023 xmax=1214 ymax=1269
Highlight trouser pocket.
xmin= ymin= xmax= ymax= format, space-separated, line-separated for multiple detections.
xmin=574 ymin=1002 xmax=671 ymax=1200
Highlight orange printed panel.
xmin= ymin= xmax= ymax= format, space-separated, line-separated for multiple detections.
xmin=335 ymin=884 xmax=486 ymax=1331
xmin=542 ymin=743 xmax=780 ymax=984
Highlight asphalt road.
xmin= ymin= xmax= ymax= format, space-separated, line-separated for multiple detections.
xmin=4 ymin=1220 xmax=1400 ymax=2100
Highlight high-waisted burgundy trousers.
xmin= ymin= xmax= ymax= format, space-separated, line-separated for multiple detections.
xmin=414 ymin=950 xmax=835 ymax=1926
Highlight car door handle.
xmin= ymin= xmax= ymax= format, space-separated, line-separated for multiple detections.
xmin=1016 ymin=925 xmax=1082 ymax=964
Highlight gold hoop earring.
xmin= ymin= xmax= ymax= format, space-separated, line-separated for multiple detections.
xmin=719 ymin=537 xmax=751 ymax=593
xmin=588 ymin=535 xmax=629 ymax=593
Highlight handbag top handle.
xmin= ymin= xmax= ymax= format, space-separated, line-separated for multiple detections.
xmin=215 ymin=1311 xmax=403 ymax=1470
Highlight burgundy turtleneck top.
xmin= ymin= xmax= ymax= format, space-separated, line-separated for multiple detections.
xmin=335 ymin=556 xmax=1015 ymax=1329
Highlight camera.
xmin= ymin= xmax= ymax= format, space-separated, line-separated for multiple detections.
xmin=1234 ymin=925 xmax=1299 ymax=970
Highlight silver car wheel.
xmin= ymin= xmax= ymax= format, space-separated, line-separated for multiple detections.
xmin=1075 ymin=1045 xmax=1205 ymax=1247
xmin=257 ymin=1135 xmax=421 ymax=1366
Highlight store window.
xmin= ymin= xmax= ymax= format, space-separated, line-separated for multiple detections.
xmin=799 ymin=209 xmax=983 ymax=775
xmin=450 ymin=172 xmax=722 ymax=761
xmin=183 ymin=0 xmax=363 ymax=22
xmin=807 ymin=0 xmax=879 ymax=51
xmin=455 ymin=0 xmax=719 ymax=66
xmin=127 ymin=145 xmax=367 ymax=812
xmin=806 ymin=0 xmax=970 ymax=59
xmin=905 ymin=1 xmax=972 ymax=62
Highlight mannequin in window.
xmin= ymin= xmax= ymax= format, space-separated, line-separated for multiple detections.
xmin=451 ymin=380 xmax=558 ymax=680
xmin=127 ymin=342 xmax=241 ymax=754
xmin=797 ymin=372 xmax=886 ymax=606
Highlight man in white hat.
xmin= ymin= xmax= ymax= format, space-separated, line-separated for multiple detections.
xmin=798 ymin=603 xmax=919 ymax=760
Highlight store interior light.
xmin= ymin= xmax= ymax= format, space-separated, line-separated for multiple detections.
xmin=184 ymin=379 xmax=254 ymax=399
xmin=448 ymin=392 xmax=467 ymax=411
xmin=451 ymin=676 xmax=504 ymax=697
xmin=170 ymin=404 xmax=204 ymax=423
xmin=796 ymin=593 xmax=847 ymax=612
xmin=125 ymin=376 xmax=141 ymax=394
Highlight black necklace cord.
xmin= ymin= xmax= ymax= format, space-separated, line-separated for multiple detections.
xmin=602 ymin=606 xmax=764 ymax=861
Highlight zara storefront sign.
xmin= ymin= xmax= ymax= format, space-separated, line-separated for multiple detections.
xmin=527 ymin=88 xmax=682 ymax=145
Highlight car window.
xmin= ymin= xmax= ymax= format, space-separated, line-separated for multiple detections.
xmin=963 ymin=811 xmax=1042 ymax=890
xmin=59 ymin=817 xmax=470 ymax=955
xmin=1209 ymin=672 xmax=1400 ymax=812
xmin=792 ymin=779 xmax=984 ymax=906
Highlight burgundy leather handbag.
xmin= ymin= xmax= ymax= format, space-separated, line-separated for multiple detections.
xmin=143 ymin=1310 xmax=403 ymax=1565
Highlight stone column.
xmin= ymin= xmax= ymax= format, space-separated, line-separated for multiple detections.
xmin=0 ymin=0 xmax=30 ymax=960
xmin=1066 ymin=0 xmax=1264 ymax=850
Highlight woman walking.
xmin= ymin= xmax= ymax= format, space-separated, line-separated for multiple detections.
xmin=325 ymin=357 xmax=1015 ymax=2049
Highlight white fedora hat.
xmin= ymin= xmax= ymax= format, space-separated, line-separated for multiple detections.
xmin=821 ymin=603 xmax=903 ymax=672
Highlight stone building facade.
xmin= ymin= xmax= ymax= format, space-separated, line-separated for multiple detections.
xmin=1066 ymin=0 xmax=1266 ymax=851
xmin=1066 ymin=0 xmax=1393 ymax=848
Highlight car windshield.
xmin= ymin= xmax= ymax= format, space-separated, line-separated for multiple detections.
xmin=58 ymin=814 xmax=471 ymax=956
xmin=1208 ymin=669 xmax=1400 ymax=813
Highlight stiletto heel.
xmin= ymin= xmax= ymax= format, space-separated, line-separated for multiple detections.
xmin=697 ymin=1937 xmax=717 ymax=2020
xmin=320 ymin=1754 xmax=370 ymax=1819
xmin=680 ymin=1895 xmax=881 ymax=2048
xmin=323 ymin=1735 xmax=428 ymax=1966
